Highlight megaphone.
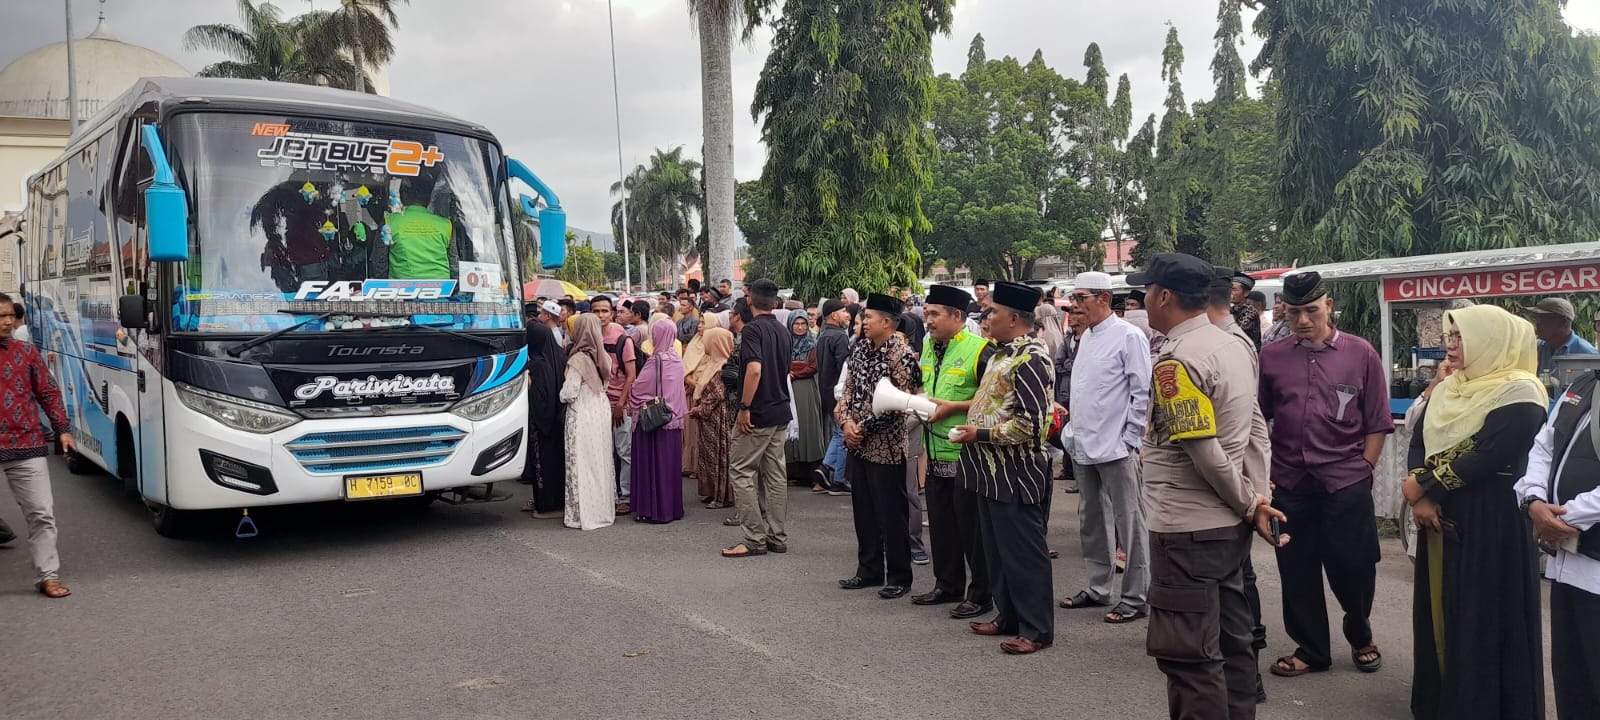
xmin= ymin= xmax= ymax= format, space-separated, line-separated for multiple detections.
xmin=872 ymin=376 xmax=937 ymax=420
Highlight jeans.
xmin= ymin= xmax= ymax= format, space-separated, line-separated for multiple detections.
xmin=822 ymin=420 xmax=849 ymax=488
xmin=612 ymin=414 xmax=634 ymax=504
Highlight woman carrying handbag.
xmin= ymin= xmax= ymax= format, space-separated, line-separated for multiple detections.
xmin=628 ymin=317 xmax=690 ymax=524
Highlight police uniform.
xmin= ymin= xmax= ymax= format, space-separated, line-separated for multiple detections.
xmin=1132 ymin=254 xmax=1271 ymax=719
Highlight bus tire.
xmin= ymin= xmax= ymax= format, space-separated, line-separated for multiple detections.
xmin=65 ymin=451 xmax=97 ymax=476
xmin=116 ymin=422 xmax=138 ymax=497
xmin=149 ymin=503 xmax=190 ymax=538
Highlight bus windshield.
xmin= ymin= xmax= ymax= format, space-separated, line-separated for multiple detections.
xmin=167 ymin=112 xmax=520 ymax=334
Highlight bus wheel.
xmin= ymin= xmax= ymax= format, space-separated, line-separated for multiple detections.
xmin=116 ymin=422 xmax=138 ymax=497
xmin=65 ymin=451 xmax=97 ymax=476
xmin=149 ymin=503 xmax=190 ymax=538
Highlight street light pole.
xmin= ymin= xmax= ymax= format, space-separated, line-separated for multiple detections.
xmin=607 ymin=0 xmax=631 ymax=293
xmin=64 ymin=0 xmax=80 ymax=132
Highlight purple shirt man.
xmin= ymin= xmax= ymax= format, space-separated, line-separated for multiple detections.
xmin=1256 ymin=270 xmax=1389 ymax=678
xmin=1259 ymin=329 xmax=1394 ymax=492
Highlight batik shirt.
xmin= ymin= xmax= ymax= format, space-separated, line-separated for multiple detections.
xmin=958 ymin=335 xmax=1054 ymax=504
xmin=0 ymin=339 xmax=69 ymax=461
xmin=1231 ymin=301 xmax=1262 ymax=349
xmin=835 ymin=334 xmax=920 ymax=465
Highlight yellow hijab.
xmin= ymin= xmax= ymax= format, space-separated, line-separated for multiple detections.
xmin=1422 ymin=305 xmax=1549 ymax=457
xmin=682 ymin=312 xmax=719 ymax=374
xmin=641 ymin=312 xmax=683 ymax=355
xmin=692 ymin=327 xmax=735 ymax=401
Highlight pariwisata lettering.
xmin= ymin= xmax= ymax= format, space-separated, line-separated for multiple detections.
xmin=293 ymin=374 xmax=457 ymax=401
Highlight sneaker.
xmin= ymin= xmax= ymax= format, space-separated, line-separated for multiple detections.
xmin=826 ymin=483 xmax=852 ymax=496
xmin=911 ymin=551 xmax=931 ymax=565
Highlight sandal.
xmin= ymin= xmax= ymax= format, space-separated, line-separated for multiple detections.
xmin=721 ymin=543 xmax=767 ymax=558
xmin=1270 ymin=655 xmax=1330 ymax=678
xmin=37 ymin=579 xmax=71 ymax=598
xmin=1353 ymin=644 xmax=1383 ymax=673
xmin=529 ymin=511 xmax=563 ymax=520
xmin=1103 ymin=603 xmax=1147 ymax=624
xmin=1060 ymin=591 xmax=1108 ymax=610
xmin=722 ymin=516 xmax=741 ymax=527
xmin=705 ymin=501 xmax=729 ymax=510
xmin=520 ymin=500 xmax=537 ymax=513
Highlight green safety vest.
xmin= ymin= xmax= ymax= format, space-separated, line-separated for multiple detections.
xmin=384 ymin=206 xmax=453 ymax=280
xmin=921 ymin=329 xmax=989 ymax=462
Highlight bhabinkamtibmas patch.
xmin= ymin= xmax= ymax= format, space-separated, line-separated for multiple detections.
xmin=1153 ymin=359 xmax=1216 ymax=441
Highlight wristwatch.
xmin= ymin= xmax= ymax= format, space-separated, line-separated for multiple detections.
xmin=1521 ymin=496 xmax=1546 ymax=517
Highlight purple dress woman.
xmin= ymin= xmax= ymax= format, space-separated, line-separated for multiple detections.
xmin=628 ymin=318 xmax=689 ymax=523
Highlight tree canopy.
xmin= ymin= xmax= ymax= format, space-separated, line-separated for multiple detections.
xmin=749 ymin=0 xmax=952 ymax=300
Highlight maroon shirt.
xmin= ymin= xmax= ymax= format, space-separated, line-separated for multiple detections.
xmin=1259 ymin=330 xmax=1393 ymax=493
xmin=0 ymin=338 xmax=69 ymax=461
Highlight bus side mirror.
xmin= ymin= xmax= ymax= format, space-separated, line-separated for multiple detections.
xmin=118 ymin=294 xmax=148 ymax=329
xmin=507 ymin=158 xmax=566 ymax=270
xmin=140 ymin=125 xmax=189 ymax=262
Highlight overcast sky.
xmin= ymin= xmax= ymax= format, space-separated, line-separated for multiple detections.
xmin=5 ymin=0 xmax=1599 ymax=232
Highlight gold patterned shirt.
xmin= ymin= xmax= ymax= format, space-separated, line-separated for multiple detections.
xmin=958 ymin=335 xmax=1055 ymax=504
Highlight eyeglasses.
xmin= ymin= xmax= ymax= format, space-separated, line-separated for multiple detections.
xmin=1068 ymin=293 xmax=1095 ymax=304
xmin=1444 ymin=331 xmax=1462 ymax=348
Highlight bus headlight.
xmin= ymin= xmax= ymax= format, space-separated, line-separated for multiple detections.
xmin=176 ymin=383 xmax=302 ymax=434
xmin=450 ymin=376 xmax=524 ymax=422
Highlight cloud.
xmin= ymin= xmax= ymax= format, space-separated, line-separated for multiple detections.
xmin=3 ymin=0 xmax=1597 ymax=230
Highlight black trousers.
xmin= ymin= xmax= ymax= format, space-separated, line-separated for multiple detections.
xmin=1148 ymin=523 xmax=1257 ymax=720
xmin=1552 ymin=581 xmax=1600 ymax=720
xmin=1271 ymin=477 xmax=1380 ymax=668
xmin=978 ymin=495 xmax=1054 ymax=644
xmin=848 ymin=455 xmax=913 ymax=587
xmin=925 ymin=470 xmax=990 ymax=605
xmin=1242 ymin=555 xmax=1266 ymax=650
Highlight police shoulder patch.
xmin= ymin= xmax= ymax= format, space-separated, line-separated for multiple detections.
xmin=1152 ymin=359 xmax=1217 ymax=441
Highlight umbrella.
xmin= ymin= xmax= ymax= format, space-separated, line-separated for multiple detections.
xmin=524 ymin=277 xmax=589 ymax=300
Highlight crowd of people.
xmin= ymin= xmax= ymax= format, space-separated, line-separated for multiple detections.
xmin=3 ymin=252 xmax=1599 ymax=719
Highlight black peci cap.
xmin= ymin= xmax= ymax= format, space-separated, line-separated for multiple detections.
xmin=1281 ymin=271 xmax=1329 ymax=306
xmin=991 ymin=281 xmax=1042 ymax=313
xmin=926 ymin=284 xmax=973 ymax=312
xmin=865 ymin=293 xmax=904 ymax=315
xmin=1128 ymin=253 xmax=1217 ymax=295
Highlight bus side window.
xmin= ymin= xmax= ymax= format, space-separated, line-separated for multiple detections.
xmin=112 ymin=121 xmax=152 ymax=293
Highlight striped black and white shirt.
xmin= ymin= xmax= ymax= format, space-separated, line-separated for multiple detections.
xmin=959 ymin=336 xmax=1055 ymax=504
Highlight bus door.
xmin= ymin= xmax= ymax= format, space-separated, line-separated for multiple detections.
xmin=114 ymin=118 xmax=165 ymax=503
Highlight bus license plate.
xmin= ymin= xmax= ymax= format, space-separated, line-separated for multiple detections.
xmin=344 ymin=473 xmax=423 ymax=500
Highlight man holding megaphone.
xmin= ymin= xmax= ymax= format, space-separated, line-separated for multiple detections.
xmin=904 ymin=284 xmax=997 ymax=620
xmin=835 ymin=293 xmax=923 ymax=599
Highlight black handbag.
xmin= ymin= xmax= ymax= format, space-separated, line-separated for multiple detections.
xmin=636 ymin=355 xmax=675 ymax=433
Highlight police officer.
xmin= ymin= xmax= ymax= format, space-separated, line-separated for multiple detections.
xmin=1131 ymin=253 xmax=1287 ymax=719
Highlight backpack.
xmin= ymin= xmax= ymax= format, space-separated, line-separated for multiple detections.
xmin=606 ymin=332 xmax=648 ymax=376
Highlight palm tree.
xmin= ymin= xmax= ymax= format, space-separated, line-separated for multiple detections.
xmin=688 ymin=0 xmax=743 ymax=287
xmin=184 ymin=0 xmax=363 ymax=88
xmin=611 ymin=147 xmax=704 ymax=286
xmin=323 ymin=0 xmax=407 ymax=93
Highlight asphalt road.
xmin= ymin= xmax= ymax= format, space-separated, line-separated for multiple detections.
xmin=0 ymin=457 xmax=1493 ymax=720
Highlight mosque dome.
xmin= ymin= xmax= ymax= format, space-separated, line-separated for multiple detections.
xmin=0 ymin=17 xmax=189 ymax=120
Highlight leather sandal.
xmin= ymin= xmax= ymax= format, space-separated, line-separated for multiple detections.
xmin=1060 ymin=591 xmax=1108 ymax=610
xmin=37 ymin=579 xmax=71 ymax=598
xmin=1001 ymin=637 xmax=1051 ymax=655
xmin=721 ymin=543 xmax=767 ymax=558
xmin=1103 ymin=603 xmax=1148 ymax=624
xmin=1270 ymin=655 xmax=1330 ymax=678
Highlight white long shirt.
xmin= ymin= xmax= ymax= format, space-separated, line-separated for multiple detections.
xmin=1513 ymin=409 xmax=1600 ymax=596
xmin=1068 ymin=313 xmax=1152 ymax=466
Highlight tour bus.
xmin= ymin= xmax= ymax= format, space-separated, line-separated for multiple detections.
xmin=19 ymin=77 xmax=566 ymax=536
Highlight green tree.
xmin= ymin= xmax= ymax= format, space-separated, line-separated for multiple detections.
xmin=1253 ymin=0 xmax=1600 ymax=262
xmin=184 ymin=0 xmax=366 ymax=88
xmin=554 ymin=232 xmax=607 ymax=288
xmin=610 ymin=147 xmax=704 ymax=285
xmin=734 ymin=179 xmax=780 ymax=282
xmin=1251 ymin=0 xmax=1600 ymax=337
xmin=925 ymin=41 xmax=1107 ymax=280
xmin=749 ymin=0 xmax=953 ymax=300
xmin=323 ymin=0 xmax=406 ymax=93
xmin=602 ymin=249 xmax=627 ymax=284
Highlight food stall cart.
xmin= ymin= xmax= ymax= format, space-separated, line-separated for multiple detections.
xmin=1285 ymin=241 xmax=1600 ymax=527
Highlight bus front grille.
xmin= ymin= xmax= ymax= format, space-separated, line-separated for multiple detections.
xmin=285 ymin=426 xmax=467 ymax=475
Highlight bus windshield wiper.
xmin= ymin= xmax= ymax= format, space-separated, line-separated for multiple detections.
xmin=225 ymin=310 xmax=336 ymax=357
xmin=361 ymin=319 xmax=499 ymax=351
